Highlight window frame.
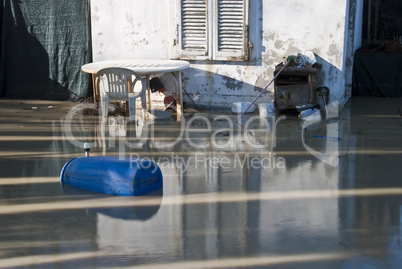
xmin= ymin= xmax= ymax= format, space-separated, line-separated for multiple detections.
xmin=175 ymin=0 xmax=249 ymax=61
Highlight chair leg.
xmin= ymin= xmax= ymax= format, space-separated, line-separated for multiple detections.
xmin=140 ymin=85 xmax=147 ymax=111
xmin=102 ymin=94 xmax=110 ymax=121
xmin=140 ymin=78 xmax=147 ymax=120
xmin=128 ymin=97 xmax=137 ymax=122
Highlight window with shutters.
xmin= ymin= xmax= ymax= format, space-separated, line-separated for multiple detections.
xmin=176 ymin=0 xmax=249 ymax=61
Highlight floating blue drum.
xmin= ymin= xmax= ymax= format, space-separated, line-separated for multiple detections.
xmin=60 ymin=156 xmax=163 ymax=196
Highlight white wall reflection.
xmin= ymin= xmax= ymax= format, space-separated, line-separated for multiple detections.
xmin=94 ymin=113 xmax=344 ymax=262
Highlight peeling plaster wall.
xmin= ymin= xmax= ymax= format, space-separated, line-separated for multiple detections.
xmin=260 ymin=0 xmax=362 ymax=109
xmin=90 ymin=0 xmax=171 ymax=61
xmin=90 ymin=0 xmax=362 ymax=109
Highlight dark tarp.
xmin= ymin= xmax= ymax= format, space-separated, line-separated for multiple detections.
xmin=352 ymin=49 xmax=402 ymax=97
xmin=0 ymin=0 xmax=92 ymax=101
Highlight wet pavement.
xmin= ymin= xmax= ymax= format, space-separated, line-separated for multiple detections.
xmin=0 ymin=97 xmax=402 ymax=268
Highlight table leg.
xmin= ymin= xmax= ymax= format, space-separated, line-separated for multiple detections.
xmin=146 ymin=74 xmax=151 ymax=120
xmin=175 ymin=71 xmax=183 ymax=122
xmin=92 ymin=74 xmax=99 ymax=103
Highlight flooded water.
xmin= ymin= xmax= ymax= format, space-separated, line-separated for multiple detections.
xmin=0 ymin=97 xmax=402 ymax=268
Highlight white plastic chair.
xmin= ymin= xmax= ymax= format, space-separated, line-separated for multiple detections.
xmin=96 ymin=67 xmax=146 ymax=121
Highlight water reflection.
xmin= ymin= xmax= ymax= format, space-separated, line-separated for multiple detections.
xmin=1 ymin=98 xmax=402 ymax=268
xmin=61 ymin=184 xmax=163 ymax=221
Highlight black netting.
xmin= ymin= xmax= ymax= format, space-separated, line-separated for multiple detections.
xmin=0 ymin=0 xmax=92 ymax=101
xmin=352 ymin=49 xmax=402 ymax=97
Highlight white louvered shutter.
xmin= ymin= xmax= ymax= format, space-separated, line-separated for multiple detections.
xmin=214 ymin=0 xmax=249 ymax=61
xmin=180 ymin=0 xmax=209 ymax=59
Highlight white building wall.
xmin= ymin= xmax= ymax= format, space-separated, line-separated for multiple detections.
xmin=90 ymin=0 xmax=363 ymax=109
xmin=90 ymin=0 xmax=171 ymax=61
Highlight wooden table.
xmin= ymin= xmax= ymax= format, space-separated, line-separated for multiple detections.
xmin=273 ymin=64 xmax=322 ymax=111
xmin=82 ymin=60 xmax=190 ymax=121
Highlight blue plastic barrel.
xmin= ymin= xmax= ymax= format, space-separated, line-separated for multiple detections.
xmin=60 ymin=156 xmax=163 ymax=196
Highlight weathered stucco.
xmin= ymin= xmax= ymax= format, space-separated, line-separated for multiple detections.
xmin=90 ymin=0 xmax=363 ymax=109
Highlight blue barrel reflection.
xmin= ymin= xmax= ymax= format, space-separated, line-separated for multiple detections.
xmin=61 ymin=184 xmax=162 ymax=221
